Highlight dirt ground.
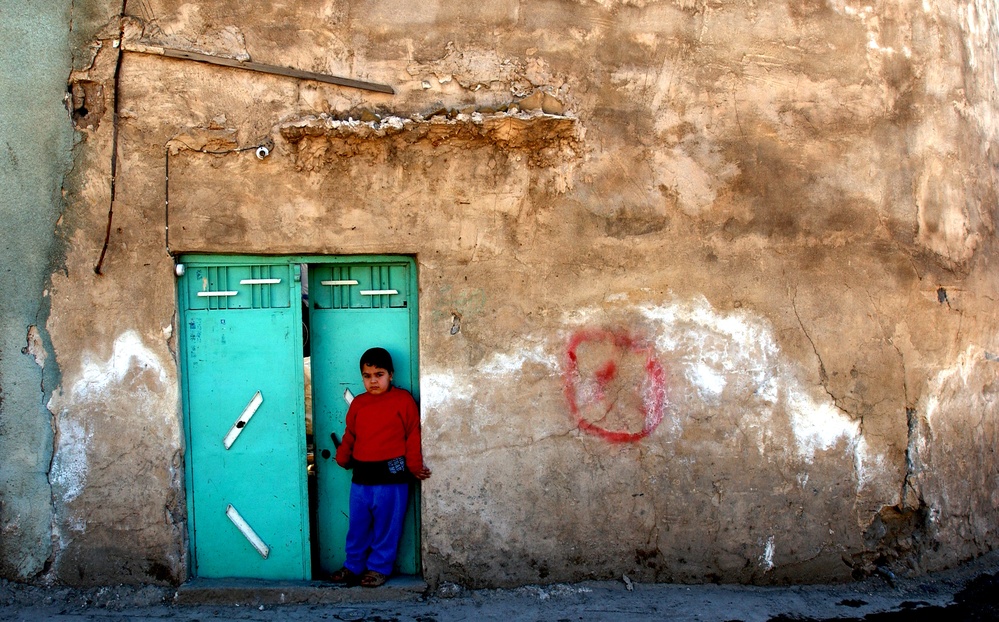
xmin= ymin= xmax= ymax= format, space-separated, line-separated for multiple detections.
xmin=2 ymin=551 xmax=998 ymax=622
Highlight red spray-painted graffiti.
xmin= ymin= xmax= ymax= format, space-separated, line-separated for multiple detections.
xmin=564 ymin=328 xmax=668 ymax=443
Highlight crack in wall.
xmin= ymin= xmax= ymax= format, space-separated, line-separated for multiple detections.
xmin=901 ymin=407 xmax=921 ymax=508
xmin=789 ymin=286 xmax=850 ymax=417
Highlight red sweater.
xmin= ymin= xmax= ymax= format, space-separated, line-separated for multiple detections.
xmin=335 ymin=386 xmax=424 ymax=476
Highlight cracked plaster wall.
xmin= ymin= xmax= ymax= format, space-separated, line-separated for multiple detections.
xmin=6 ymin=0 xmax=999 ymax=588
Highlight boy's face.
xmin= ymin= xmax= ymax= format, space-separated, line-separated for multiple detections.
xmin=361 ymin=364 xmax=393 ymax=395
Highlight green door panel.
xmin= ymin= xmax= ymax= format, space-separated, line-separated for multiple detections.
xmin=180 ymin=260 xmax=310 ymax=580
xmin=309 ymin=260 xmax=421 ymax=575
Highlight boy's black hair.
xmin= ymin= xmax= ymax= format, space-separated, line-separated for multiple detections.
xmin=359 ymin=347 xmax=394 ymax=373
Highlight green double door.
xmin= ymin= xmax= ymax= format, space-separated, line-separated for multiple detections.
xmin=178 ymin=255 xmax=420 ymax=580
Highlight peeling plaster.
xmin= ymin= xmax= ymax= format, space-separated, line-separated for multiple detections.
xmin=28 ymin=0 xmax=999 ymax=587
xmin=22 ymin=326 xmax=48 ymax=368
xmin=49 ymin=419 xmax=91 ymax=504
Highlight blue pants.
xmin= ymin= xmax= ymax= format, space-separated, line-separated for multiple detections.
xmin=344 ymin=483 xmax=409 ymax=575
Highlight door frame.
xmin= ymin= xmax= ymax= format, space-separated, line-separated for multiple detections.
xmin=177 ymin=253 xmax=421 ymax=580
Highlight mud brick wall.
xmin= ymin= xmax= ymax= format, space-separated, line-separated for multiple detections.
xmin=3 ymin=0 xmax=998 ymax=587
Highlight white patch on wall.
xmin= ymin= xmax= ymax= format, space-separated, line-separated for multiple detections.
xmin=852 ymin=437 xmax=888 ymax=491
xmin=48 ymin=330 xmax=176 ymax=509
xmin=633 ymin=297 xmax=875 ymax=487
xmin=785 ymin=388 xmax=860 ymax=463
xmin=49 ymin=418 xmax=91 ymax=503
xmin=477 ymin=346 xmax=558 ymax=376
xmin=638 ymin=298 xmax=780 ymax=405
xmin=961 ymin=0 xmax=999 ymax=147
xmin=425 ymin=296 xmax=880 ymax=490
xmin=826 ymin=0 xmax=874 ymax=21
xmin=923 ymin=346 xmax=981 ymax=425
xmin=423 ymin=340 xmax=558 ymax=408
xmin=72 ymin=330 xmax=167 ymax=400
xmin=760 ymin=535 xmax=775 ymax=571
xmin=420 ymin=372 xmax=475 ymax=411
xmin=692 ymin=362 xmax=726 ymax=397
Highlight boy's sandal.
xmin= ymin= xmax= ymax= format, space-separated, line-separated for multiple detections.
xmin=360 ymin=570 xmax=388 ymax=588
xmin=330 ymin=567 xmax=359 ymax=584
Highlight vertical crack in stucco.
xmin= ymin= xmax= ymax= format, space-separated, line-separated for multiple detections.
xmin=164 ymin=308 xmax=185 ymax=573
xmin=900 ymin=407 xmax=921 ymax=509
xmin=43 ymin=409 xmax=60 ymax=584
xmin=789 ymin=286 xmax=849 ymax=417
xmin=864 ymin=288 xmax=920 ymax=509
xmin=879 ymin=212 xmax=923 ymax=281
xmin=165 ymin=309 xmax=178 ymax=366
xmin=872 ymin=292 xmax=920 ymax=512
xmin=953 ymin=305 xmax=967 ymax=361
xmin=637 ymin=444 xmax=664 ymax=577
xmin=43 ymin=330 xmax=62 ymax=586
xmin=41 ymin=0 xmax=131 ymax=582
xmin=21 ymin=323 xmax=58 ymax=582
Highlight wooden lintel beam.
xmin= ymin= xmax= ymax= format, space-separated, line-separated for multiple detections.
xmin=127 ymin=43 xmax=395 ymax=95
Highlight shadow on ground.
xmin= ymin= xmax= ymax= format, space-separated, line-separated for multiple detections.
xmin=769 ymin=571 xmax=999 ymax=621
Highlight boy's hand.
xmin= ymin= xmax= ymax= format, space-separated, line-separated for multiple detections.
xmin=413 ymin=467 xmax=432 ymax=480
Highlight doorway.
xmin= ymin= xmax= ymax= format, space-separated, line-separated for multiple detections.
xmin=178 ymin=255 xmax=421 ymax=581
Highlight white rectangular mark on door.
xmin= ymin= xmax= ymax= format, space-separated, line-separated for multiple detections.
xmin=226 ymin=504 xmax=271 ymax=559
xmin=360 ymin=289 xmax=398 ymax=296
xmin=223 ymin=390 xmax=263 ymax=450
xmin=320 ymin=280 xmax=359 ymax=286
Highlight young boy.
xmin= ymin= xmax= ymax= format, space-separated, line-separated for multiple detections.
xmin=331 ymin=347 xmax=431 ymax=587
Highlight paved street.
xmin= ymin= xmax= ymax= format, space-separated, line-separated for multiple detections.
xmin=2 ymin=551 xmax=998 ymax=622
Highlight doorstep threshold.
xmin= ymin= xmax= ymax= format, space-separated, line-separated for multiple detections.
xmin=174 ymin=576 xmax=428 ymax=606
